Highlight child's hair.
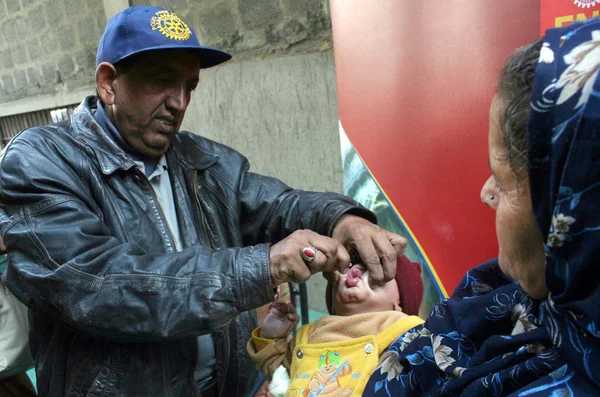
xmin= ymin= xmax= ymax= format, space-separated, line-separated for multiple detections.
xmin=325 ymin=255 xmax=424 ymax=315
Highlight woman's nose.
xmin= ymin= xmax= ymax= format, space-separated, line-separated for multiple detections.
xmin=480 ymin=176 xmax=497 ymax=209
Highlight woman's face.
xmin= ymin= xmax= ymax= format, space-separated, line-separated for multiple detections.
xmin=480 ymin=95 xmax=548 ymax=300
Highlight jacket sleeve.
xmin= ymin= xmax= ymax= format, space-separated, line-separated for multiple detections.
xmin=246 ymin=327 xmax=294 ymax=380
xmin=0 ymin=131 xmax=274 ymax=342
xmin=237 ymin=160 xmax=376 ymax=246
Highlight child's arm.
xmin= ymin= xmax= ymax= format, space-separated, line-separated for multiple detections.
xmin=247 ymin=302 xmax=300 ymax=379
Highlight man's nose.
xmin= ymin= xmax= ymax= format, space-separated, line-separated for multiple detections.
xmin=166 ymin=85 xmax=190 ymax=112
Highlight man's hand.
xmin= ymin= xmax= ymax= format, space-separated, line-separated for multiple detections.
xmin=269 ymin=230 xmax=350 ymax=287
xmin=259 ymin=301 xmax=300 ymax=339
xmin=332 ymin=215 xmax=407 ymax=285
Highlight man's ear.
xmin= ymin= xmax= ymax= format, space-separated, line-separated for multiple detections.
xmin=96 ymin=62 xmax=118 ymax=105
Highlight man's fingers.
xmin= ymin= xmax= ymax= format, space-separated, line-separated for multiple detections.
xmin=373 ymin=232 xmax=398 ymax=282
xmin=322 ymin=271 xmax=336 ymax=282
xmin=290 ymin=262 xmax=312 ymax=283
xmin=269 ymin=229 xmax=353 ymax=286
xmin=353 ymin=238 xmax=383 ymax=284
xmin=306 ymin=232 xmax=349 ymax=273
xmin=335 ymin=244 xmax=351 ymax=274
xmin=306 ymin=249 xmax=328 ymax=274
xmin=385 ymin=230 xmax=408 ymax=257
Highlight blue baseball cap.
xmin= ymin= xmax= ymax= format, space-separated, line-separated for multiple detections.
xmin=96 ymin=6 xmax=231 ymax=69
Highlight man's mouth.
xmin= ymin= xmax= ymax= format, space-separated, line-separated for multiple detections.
xmin=155 ymin=116 xmax=177 ymax=130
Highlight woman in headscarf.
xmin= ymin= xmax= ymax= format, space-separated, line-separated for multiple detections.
xmin=364 ymin=18 xmax=600 ymax=396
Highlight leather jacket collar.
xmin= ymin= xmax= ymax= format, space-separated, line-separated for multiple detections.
xmin=73 ymin=96 xmax=220 ymax=175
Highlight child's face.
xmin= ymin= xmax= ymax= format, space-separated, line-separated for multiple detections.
xmin=330 ymin=263 xmax=401 ymax=316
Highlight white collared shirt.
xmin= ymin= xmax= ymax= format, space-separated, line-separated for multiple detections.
xmin=133 ymin=155 xmax=183 ymax=251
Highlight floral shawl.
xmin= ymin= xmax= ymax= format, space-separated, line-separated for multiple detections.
xmin=364 ymin=19 xmax=600 ymax=397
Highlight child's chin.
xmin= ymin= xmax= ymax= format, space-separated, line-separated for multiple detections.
xmin=339 ymin=287 xmax=365 ymax=303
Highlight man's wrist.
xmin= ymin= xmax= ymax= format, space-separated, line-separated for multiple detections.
xmin=332 ymin=214 xmax=373 ymax=241
xmin=330 ymin=208 xmax=377 ymax=236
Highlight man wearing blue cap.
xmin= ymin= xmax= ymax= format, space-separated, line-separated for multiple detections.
xmin=0 ymin=6 xmax=407 ymax=397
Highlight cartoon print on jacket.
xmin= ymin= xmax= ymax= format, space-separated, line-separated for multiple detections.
xmin=297 ymin=351 xmax=354 ymax=397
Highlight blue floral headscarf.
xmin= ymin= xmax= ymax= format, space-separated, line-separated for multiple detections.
xmin=364 ymin=19 xmax=600 ymax=397
xmin=529 ymin=17 xmax=600 ymax=390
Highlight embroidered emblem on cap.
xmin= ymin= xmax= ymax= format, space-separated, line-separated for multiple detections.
xmin=150 ymin=10 xmax=191 ymax=40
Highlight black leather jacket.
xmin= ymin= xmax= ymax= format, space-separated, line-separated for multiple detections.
xmin=0 ymin=97 xmax=373 ymax=396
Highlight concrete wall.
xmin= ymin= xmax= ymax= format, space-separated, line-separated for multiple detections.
xmin=182 ymin=50 xmax=341 ymax=193
xmin=182 ymin=50 xmax=340 ymax=314
xmin=0 ymin=0 xmax=339 ymax=314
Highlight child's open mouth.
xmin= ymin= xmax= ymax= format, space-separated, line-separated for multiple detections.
xmin=345 ymin=264 xmax=365 ymax=287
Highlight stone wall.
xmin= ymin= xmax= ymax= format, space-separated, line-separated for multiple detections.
xmin=0 ymin=0 xmax=332 ymax=105
xmin=0 ymin=0 xmax=106 ymax=104
xmin=130 ymin=0 xmax=332 ymax=61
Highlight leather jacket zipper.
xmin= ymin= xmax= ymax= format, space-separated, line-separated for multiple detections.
xmin=192 ymin=171 xmax=235 ymax=397
xmin=192 ymin=170 xmax=211 ymax=247
xmin=136 ymin=169 xmax=180 ymax=252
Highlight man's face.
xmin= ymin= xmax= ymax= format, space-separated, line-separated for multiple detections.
xmin=330 ymin=263 xmax=401 ymax=316
xmin=106 ymin=49 xmax=201 ymax=158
